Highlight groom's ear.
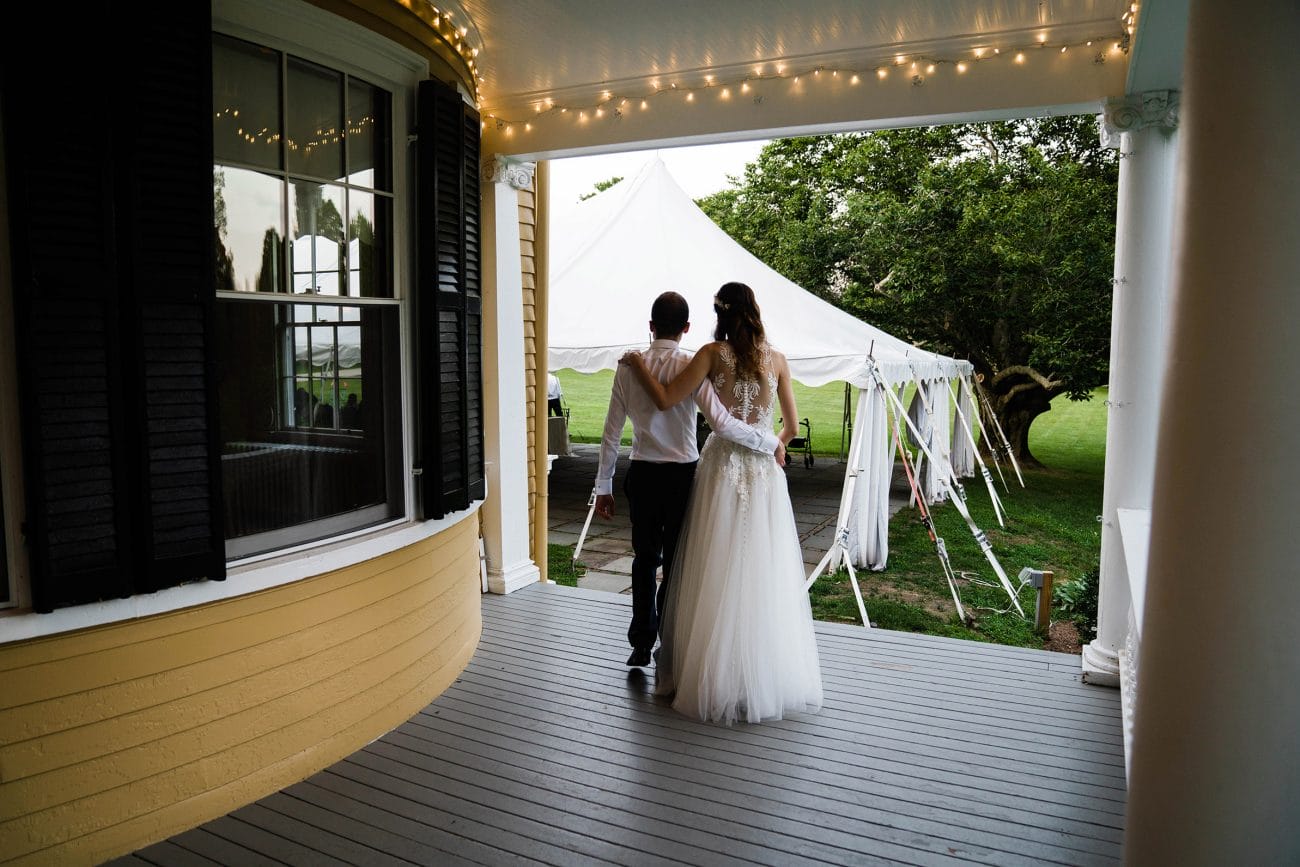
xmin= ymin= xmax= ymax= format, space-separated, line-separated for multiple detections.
xmin=647 ymin=320 xmax=656 ymax=336
xmin=683 ymin=322 xmax=691 ymax=334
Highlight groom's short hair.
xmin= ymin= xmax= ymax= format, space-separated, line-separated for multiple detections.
xmin=651 ymin=291 xmax=690 ymax=337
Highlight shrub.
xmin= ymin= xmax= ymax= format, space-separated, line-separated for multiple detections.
xmin=1055 ymin=564 xmax=1100 ymax=637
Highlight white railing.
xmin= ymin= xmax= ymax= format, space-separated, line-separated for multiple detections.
xmin=1116 ymin=506 xmax=1152 ymax=778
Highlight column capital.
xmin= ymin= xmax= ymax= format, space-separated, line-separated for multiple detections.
xmin=1098 ymin=90 xmax=1180 ymax=149
xmin=481 ymin=154 xmax=536 ymax=190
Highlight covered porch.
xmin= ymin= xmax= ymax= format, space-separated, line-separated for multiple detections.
xmin=117 ymin=583 xmax=1123 ymax=865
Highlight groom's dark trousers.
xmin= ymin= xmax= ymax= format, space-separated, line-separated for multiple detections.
xmin=624 ymin=459 xmax=697 ymax=652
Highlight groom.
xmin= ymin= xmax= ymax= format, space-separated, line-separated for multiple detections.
xmin=594 ymin=291 xmax=784 ymax=667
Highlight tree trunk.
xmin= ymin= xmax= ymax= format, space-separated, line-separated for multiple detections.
xmin=974 ymin=365 xmax=1061 ymax=468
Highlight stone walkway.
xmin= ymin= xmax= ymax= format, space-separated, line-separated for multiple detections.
xmin=547 ymin=443 xmax=910 ymax=594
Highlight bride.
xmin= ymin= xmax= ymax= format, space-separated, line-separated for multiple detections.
xmin=621 ymin=282 xmax=823 ymax=725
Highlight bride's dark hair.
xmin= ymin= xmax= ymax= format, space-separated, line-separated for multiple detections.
xmin=713 ymin=282 xmax=766 ymax=381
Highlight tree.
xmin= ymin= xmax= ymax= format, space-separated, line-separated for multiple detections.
xmin=579 ymin=175 xmax=624 ymax=201
xmin=698 ymin=117 xmax=1117 ymax=464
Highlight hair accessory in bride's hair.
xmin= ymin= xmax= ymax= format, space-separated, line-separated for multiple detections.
xmin=713 ymin=295 xmax=730 ymax=312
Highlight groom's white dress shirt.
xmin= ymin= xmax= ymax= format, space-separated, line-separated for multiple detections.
xmin=595 ymin=338 xmax=779 ymax=495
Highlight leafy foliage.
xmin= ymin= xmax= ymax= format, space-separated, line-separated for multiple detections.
xmin=698 ymin=117 xmax=1118 ymax=463
xmin=1054 ymin=564 xmax=1101 ymax=638
xmin=579 ymin=175 xmax=624 ymax=202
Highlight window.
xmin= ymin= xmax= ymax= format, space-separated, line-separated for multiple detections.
xmin=213 ymin=34 xmax=403 ymax=559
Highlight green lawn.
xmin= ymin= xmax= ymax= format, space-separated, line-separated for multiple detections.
xmin=556 ymin=369 xmax=859 ymax=456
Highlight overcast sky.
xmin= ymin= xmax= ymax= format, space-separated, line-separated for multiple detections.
xmin=547 ymin=139 xmax=769 ymax=221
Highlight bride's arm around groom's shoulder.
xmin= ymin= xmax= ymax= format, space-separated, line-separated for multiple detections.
xmin=619 ymin=342 xmax=720 ymax=411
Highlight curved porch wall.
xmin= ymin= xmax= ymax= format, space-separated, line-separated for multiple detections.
xmin=0 ymin=515 xmax=482 ymax=866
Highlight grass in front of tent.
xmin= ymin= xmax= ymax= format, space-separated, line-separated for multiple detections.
xmin=547 ymin=543 xmax=586 ymax=588
xmin=556 ymin=369 xmax=859 ymax=457
xmin=810 ymin=389 xmax=1107 ymax=649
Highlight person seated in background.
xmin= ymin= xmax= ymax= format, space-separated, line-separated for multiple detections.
xmin=339 ymin=393 xmax=361 ymax=429
xmin=547 ymin=372 xmax=564 ymax=417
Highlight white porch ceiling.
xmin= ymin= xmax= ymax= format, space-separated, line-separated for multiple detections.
xmin=463 ymin=1 xmax=1137 ymax=158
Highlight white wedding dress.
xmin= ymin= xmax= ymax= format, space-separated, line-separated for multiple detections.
xmin=655 ymin=344 xmax=823 ymax=724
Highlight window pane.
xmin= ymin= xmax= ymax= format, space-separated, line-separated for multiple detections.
xmin=348 ymin=79 xmax=391 ymax=190
xmin=287 ymin=57 xmax=343 ymax=180
xmin=213 ymin=35 xmax=282 ymax=171
xmin=215 ymin=167 xmax=284 ymax=293
xmin=216 ymin=300 xmax=401 ymax=557
xmin=347 ymin=190 xmax=391 ymax=297
xmin=289 ymin=181 xmax=346 ymax=296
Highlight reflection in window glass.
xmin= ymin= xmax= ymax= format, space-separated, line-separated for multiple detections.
xmin=214 ymin=34 xmax=400 ymax=559
xmin=213 ymin=35 xmax=282 ymax=171
xmin=215 ymin=167 xmax=284 ymax=293
xmin=290 ymin=181 xmax=346 ymax=296
xmin=348 ymin=78 xmax=390 ymax=190
xmin=216 ymin=301 xmax=400 ymax=557
xmin=287 ymin=57 xmax=343 ymax=181
xmin=347 ymin=190 xmax=390 ymax=297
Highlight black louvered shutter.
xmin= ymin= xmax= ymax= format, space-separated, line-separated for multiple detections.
xmin=115 ymin=8 xmax=225 ymax=591
xmin=4 ymin=23 xmax=135 ymax=609
xmin=415 ymin=79 xmax=483 ymax=519
xmin=4 ymin=3 xmax=223 ymax=610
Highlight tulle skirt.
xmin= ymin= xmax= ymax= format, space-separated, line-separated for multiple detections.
xmin=655 ymin=435 xmax=823 ymax=724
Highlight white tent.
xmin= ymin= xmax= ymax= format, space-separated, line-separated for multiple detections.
xmin=550 ymin=157 xmax=961 ymax=386
xmin=548 ymin=156 xmax=976 ymax=583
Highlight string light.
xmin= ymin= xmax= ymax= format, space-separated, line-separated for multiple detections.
xmin=215 ymin=108 xmax=374 ymax=154
xmin=480 ymin=22 xmax=1129 ymax=136
xmin=417 ymin=1 xmax=484 ymax=98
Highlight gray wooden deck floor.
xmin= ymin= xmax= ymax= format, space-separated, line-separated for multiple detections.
xmin=117 ymin=583 xmax=1126 ymax=866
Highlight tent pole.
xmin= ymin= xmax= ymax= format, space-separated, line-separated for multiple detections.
xmin=947 ymin=379 xmax=1006 ymax=526
xmin=963 ymin=375 xmax=1010 ymax=492
xmin=840 ymin=382 xmax=852 ymax=462
xmin=803 ymin=391 xmax=871 ymax=629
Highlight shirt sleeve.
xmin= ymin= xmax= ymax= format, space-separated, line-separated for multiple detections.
xmin=595 ymin=369 xmax=630 ymax=495
xmin=693 ymin=380 xmax=779 ymax=455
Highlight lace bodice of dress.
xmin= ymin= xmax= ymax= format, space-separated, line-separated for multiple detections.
xmin=712 ymin=343 xmax=776 ymax=428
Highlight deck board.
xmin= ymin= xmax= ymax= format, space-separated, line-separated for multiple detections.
xmin=118 ymin=582 xmax=1125 ymax=866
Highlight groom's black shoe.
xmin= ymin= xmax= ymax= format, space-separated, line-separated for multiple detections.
xmin=627 ymin=647 xmax=652 ymax=667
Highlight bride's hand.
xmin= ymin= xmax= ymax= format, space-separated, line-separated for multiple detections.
xmin=619 ymin=350 xmax=643 ymax=367
xmin=775 ymin=442 xmax=787 ymax=467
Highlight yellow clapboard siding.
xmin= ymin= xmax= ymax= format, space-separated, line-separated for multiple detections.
xmin=0 ymin=517 xmax=481 ymax=865
xmin=0 ymin=606 xmax=476 ymax=825
xmin=0 ymin=549 xmax=473 ymax=780
xmin=0 ymin=545 xmax=453 ymax=740
xmin=0 ymin=537 xmax=459 ymax=710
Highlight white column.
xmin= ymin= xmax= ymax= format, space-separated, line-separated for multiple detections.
xmin=479 ymin=155 xmax=541 ymax=594
xmin=1126 ymin=2 xmax=1300 ymax=863
xmin=1082 ymin=92 xmax=1179 ymax=686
